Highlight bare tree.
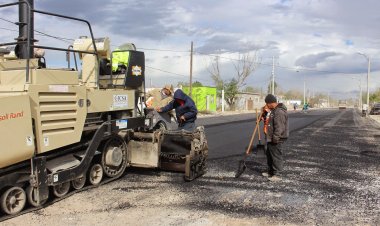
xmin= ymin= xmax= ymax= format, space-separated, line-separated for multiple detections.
xmin=232 ymin=52 xmax=259 ymax=89
xmin=208 ymin=52 xmax=259 ymax=110
xmin=208 ymin=56 xmax=223 ymax=97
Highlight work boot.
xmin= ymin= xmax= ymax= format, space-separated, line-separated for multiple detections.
xmin=267 ymin=175 xmax=282 ymax=182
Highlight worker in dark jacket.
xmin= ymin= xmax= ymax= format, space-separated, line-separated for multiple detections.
xmin=262 ymin=94 xmax=289 ymax=182
xmin=157 ymin=89 xmax=198 ymax=131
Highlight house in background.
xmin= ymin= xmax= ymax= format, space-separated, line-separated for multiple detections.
xmin=235 ymin=92 xmax=264 ymax=111
xmin=182 ymin=86 xmax=217 ymax=112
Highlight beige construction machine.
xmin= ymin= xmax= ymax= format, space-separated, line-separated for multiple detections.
xmin=0 ymin=0 xmax=207 ymax=219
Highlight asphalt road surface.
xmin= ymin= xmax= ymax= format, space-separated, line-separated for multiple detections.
xmin=4 ymin=108 xmax=380 ymax=226
xmin=205 ymin=109 xmax=337 ymax=159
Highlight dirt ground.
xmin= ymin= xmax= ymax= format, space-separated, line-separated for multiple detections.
xmin=3 ymin=110 xmax=380 ymax=226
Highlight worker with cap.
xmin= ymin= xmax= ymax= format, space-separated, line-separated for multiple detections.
xmin=262 ymin=94 xmax=289 ymax=182
xmin=146 ymin=84 xmax=174 ymax=109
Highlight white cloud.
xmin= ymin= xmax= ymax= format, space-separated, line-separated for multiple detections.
xmin=1 ymin=0 xmax=380 ymax=97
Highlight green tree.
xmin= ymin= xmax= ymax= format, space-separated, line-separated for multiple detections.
xmin=192 ymin=81 xmax=203 ymax=87
xmin=308 ymin=93 xmax=329 ymax=107
xmin=176 ymin=81 xmax=203 ymax=88
xmin=369 ymin=88 xmax=380 ymax=104
xmin=224 ymin=78 xmax=239 ymax=110
xmin=267 ymin=81 xmax=279 ymax=94
xmin=243 ymin=86 xmax=260 ymax=93
xmin=176 ymin=81 xmax=189 ymax=87
xmin=284 ymin=90 xmax=303 ymax=100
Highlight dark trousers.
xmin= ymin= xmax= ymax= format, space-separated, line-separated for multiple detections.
xmin=178 ymin=121 xmax=195 ymax=131
xmin=266 ymin=142 xmax=283 ymax=176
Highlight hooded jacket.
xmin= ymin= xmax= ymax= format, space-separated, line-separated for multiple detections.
xmin=266 ymin=103 xmax=289 ymax=143
xmin=160 ymin=89 xmax=198 ymax=123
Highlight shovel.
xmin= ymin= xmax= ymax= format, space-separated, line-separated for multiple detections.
xmin=256 ymin=111 xmax=266 ymax=154
xmin=235 ymin=108 xmax=263 ymax=178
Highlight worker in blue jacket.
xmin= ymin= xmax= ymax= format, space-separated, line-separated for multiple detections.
xmin=156 ymin=89 xmax=198 ymax=131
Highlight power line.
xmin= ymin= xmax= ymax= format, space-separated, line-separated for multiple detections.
xmin=34 ymin=30 xmax=74 ymax=44
xmin=275 ymin=65 xmax=345 ymax=75
xmin=0 ymin=27 xmax=17 ymax=32
xmin=0 ymin=16 xmax=75 ymax=44
xmin=146 ymin=65 xmax=211 ymax=83
xmin=110 ymin=44 xmax=190 ymax=53
xmin=138 ymin=47 xmax=189 ymax=53
xmin=146 ymin=66 xmax=212 ymax=83
xmin=0 ymin=17 xmax=15 ymax=24
xmin=146 ymin=65 xmax=188 ymax=78
xmin=0 ymin=26 xmax=73 ymax=44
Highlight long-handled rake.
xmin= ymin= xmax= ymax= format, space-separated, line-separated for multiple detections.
xmin=235 ymin=109 xmax=264 ymax=178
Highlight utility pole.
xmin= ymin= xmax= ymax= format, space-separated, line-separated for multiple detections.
xmin=357 ymin=52 xmax=371 ymax=116
xmin=359 ymin=79 xmax=362 ymax=111
xmin=189 ymin=41 xmax=193 ymax=97
xmin=303 ymin=75 xmax=306 ymax=105
xmin=271 ymin=56 xmax=275 ymax=95
xmin=150 ymin=78 xmax=152 ymax=88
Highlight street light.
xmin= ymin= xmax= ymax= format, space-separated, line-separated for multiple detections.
xmin=357 ymin=52 xmax=371 ymax=115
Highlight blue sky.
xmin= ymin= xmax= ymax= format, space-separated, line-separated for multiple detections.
xmin=1 ymin=0 xmax=380 ymax=99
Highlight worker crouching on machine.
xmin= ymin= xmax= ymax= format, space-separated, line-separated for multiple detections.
xmin=156 ymin=89 xmax=198 ymax=132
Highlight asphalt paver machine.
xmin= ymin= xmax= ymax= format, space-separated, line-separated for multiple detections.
xmin=0 ymin=0 xmax=207 ymax=218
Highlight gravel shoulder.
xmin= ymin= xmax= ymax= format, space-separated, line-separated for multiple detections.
xmin=3 ymin=109 xmax=380 ymax=226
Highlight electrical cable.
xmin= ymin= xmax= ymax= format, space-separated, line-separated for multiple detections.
xmin=0 ymin=27 xmax=17 ymax=32
xmin=146 ymin=65 xmax=212 ymax=83
xmin=0 ymin=17 xmax=14 ymax=24
xmin=0 ymin=16 xmax=75 ymax=44
xmin=0 ymin=26 xmax=73 ymax=45
xmin=34 ymin=30 xmax=74 ymax=44
xmin=138 ymin=47 xmax=189 ymax=53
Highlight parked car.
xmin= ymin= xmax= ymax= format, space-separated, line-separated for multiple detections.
xmin=370 ymin=103 xmax=380 ymax=115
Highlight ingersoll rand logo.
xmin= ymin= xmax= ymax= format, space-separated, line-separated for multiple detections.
xmin=0 ymin=111 xmax=24 ymax=122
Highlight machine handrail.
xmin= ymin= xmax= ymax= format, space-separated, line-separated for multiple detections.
xmin=0 ymin=1 xmax=99 ymax=86
xmin=0 ymin=1 xmax=31 ymax=82
xmin=66 ymin=45 xmax=78 ymax=71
